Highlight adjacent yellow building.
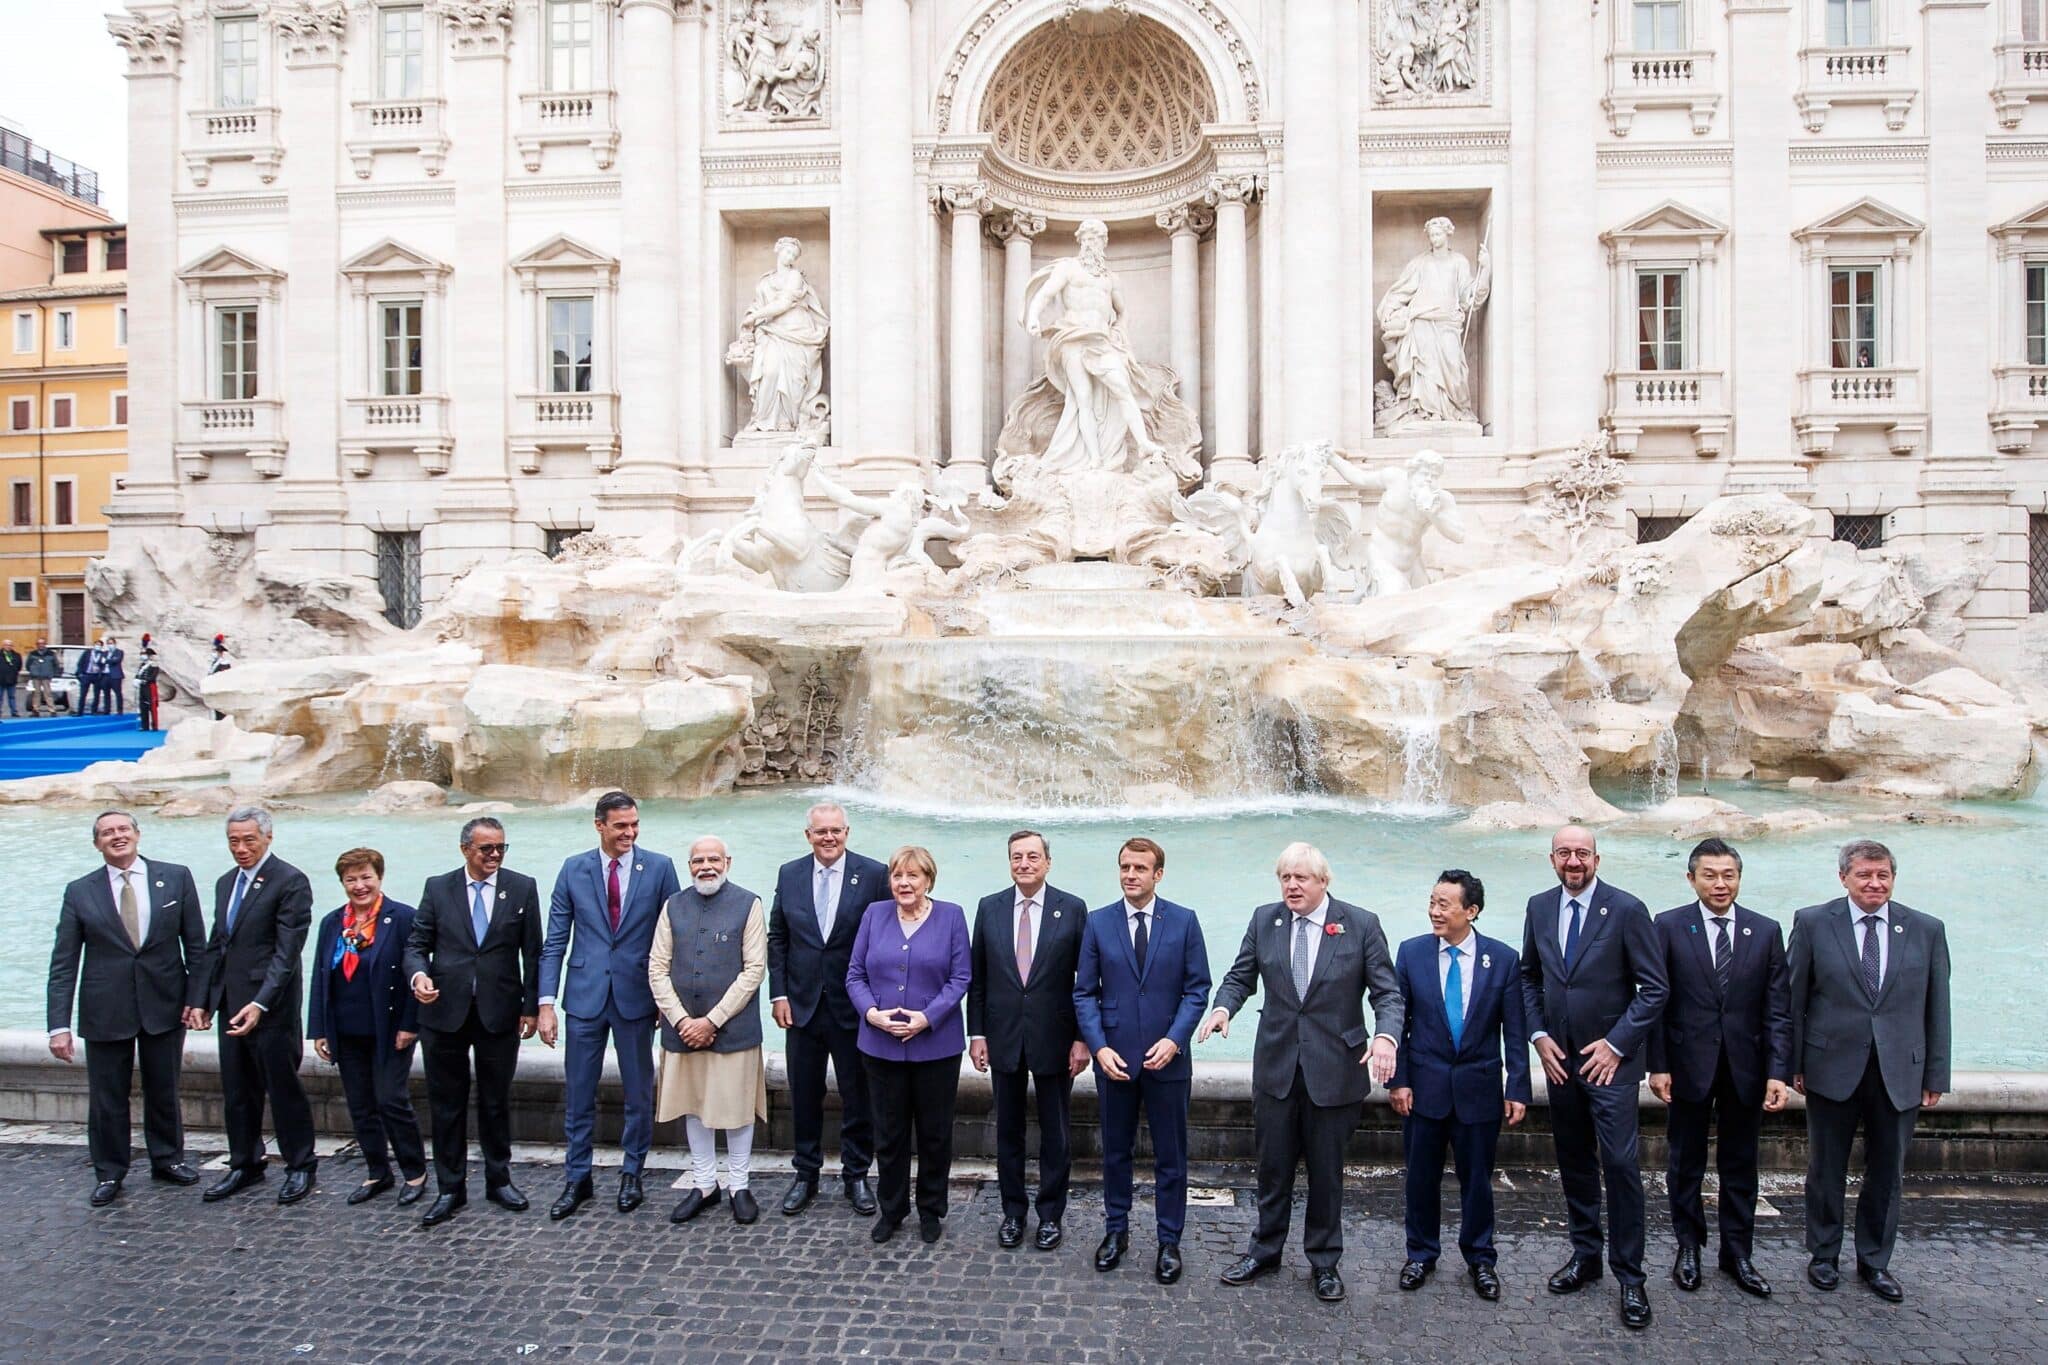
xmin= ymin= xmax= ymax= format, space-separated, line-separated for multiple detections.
xmin=0 ymin=223 xmax=127 ymax=644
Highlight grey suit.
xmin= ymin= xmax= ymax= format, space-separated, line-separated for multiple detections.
xmin=1787 ymin=897 xmax=1951 ymax=1272
xmin=1211 ymin=897 xmax=1402 ymax=1271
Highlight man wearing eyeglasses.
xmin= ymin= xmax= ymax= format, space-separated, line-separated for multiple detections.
xmin=406 ymin=817 xmax=543 ymax=1227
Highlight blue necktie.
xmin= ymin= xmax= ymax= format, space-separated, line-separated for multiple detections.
xmin=1445 ymin=945 xmax=1465 ymax=1049
xmin=225 ymin=870 xmax=249 ymax=935
xmin=1563 ymin=897 xmax=1583 ymax=966
xmin=471 ymin=881 xmax=490 ymax=944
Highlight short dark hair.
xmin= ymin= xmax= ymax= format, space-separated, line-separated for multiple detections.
xmin=1687 ymin=837 xmax=1743 ymax=875
xmin=1838 ymin=838 xmax=1896 ymax=876
xmin=1008 ymin=829 xmax=1050 ymax=856
xmin=594 ymin=790 xmax=638 ymax=822
xmin=460 ymin=816 xmax=506 ymax=848
xmin=1435 ymin=869 xmax=1484 ymax=913
xmin=91 ymin=809 xmax=139 ymax=841
xmin=335 ymin=847 xmax=386 ymax=878
xmin=1119 ymin=836 xmax=1165 ymax=872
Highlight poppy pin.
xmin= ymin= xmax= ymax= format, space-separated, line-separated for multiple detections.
xmin=1324 ymin=922 xmax=1345 ymax=938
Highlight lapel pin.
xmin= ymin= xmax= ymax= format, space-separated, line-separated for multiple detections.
xmin=1052 ymin=909 xmax=1061 ymax=919
xmin=1273 ymin=917 xmax=1284 ymax=928
xmin=1689 ymin=924 xmax=1698 ymax=934
xmin=1481 ymin=953 xmax=1491 ymax=970
xmin=1598 ymin=906 xmax=1607 ymax=917
xmin=1742 ymin=926 xmax=1752 ymax=936
xmin=499 ymin=891 xmax=507 ymax=899
xmin=1893 ymin=923 xmax=1903 ymax=934
xmin=154 ymin=880 xmax=165 ymax=888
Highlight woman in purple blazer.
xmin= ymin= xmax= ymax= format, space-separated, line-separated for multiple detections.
xmin=846 ymin=845 xmax=972 ymax=1245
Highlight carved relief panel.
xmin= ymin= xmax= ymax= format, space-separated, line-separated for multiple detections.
xmin=1370 ymin=0 xmax=1489 ymax=109
xmin=720 ymin=0 xmax=830 ymax=127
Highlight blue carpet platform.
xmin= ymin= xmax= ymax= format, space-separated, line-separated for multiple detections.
xmin=0 ymin=715 xmax=168 ymax=780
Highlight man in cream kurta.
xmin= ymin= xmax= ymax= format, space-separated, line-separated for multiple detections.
xmin=651 ymin=837 xmax=770 ymax=1225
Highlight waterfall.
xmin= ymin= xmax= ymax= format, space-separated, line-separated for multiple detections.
xmin=1649 ymin=724 xmax=1680 ymax=807
xmin=375 ymin=720 xmax=442 ymax=784
xmin=1394 ymin=689 xmax=1446 ymax=813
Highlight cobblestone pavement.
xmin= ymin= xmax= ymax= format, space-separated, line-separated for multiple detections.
xmin=2 ymin=1133 xmax=2045 ymax=1365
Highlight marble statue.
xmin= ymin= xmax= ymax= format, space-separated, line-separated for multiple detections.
xmin=727 ymin=0 xmax=827 ymax=120
xmin=727 ymin=236 xmax=830 ymax=436
xmin=814 ymin=473 xmax=972 ymax=592
xmin=1177 ymin=440 xmax=1363 ymax=607
xmin=1374 ymin=0 xmax=1479 ymax=102
xmin=1339 ymin=448 xmax=1468 ymax=598
xmin=1375 ymin=215 xmax=1491 ymax=432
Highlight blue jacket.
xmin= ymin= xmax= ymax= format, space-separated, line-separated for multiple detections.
xmin=307 ymin=899 xmax=420 ymax=1051
xmin=1391 ymin=930 xmax=1532 ymax=1124
xmin=1073 ymin=898 xmax=1211 ymax=1084
xmin=539 ymin=847 xmax=682 ymax=1021
xmin=766 ymin=850 xmax=891 ymax=1031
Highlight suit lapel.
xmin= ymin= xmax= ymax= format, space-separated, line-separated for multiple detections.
xmin=1827 ymin=899 xmax=1875 ymax=1005
xmin=1683 ymin=907 xmax=1719 ymax=997
xmin=1302 ymin=903 xmax=1346 ymax=1001
xmin=1872 ymin=904 xmax=1909 ymax=1008
xmin=1564 ymin=884 xmax=1614 ymax=982
xmin=84 ymin=870 xmax=128 ymax=951
xmin=589 ymin=853 xmax=614 ymax=941
xmin=1112 ymin=904 xmax=1142 ymax=984
xmin=1530 ymin=901 xmax=1565 ymax=983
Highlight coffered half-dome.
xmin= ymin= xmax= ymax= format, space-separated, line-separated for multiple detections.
xmin=979 ymin=15 xmax=1219 ymax=176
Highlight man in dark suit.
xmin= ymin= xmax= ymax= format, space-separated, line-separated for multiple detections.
xmin=1788 ymin=838 xmax=1950 ymax=1303
xmin=190 ymin=806 xmax=319 ymax=1205
xmin=1389 ymin=870 xmax=1530 ymax=1300
xmin=1202 ymin=842 xmax=1402 ymax=1303
xmin=766 ymin=801 xmax=886 ymax=1217
xmin=1074 ymin=837 xmax=1212 ymax=1285
xmin=1646 ymin=837 xmax=1792 ymax=1299
xmin=538 ymin=790 xmax=682 ymax=1219
xmin=968 ymin=829 xmax=1089 ymax=1251
xmin=405 ymin=816 xmax=543 ymax=1226
xmin=46 ymin=810 xmax=207 ymax=1205
xmin=1520 ymin=824 xmax=1667 ymax=1330
xmin=96 ymin=636 xmax=125 ymax=715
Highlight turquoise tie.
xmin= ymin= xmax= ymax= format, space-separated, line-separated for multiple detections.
xmin=470 ymin=881 xmax=490 ymax=944
xmin=1445 ymin=945 xmax=1465 ymax=1049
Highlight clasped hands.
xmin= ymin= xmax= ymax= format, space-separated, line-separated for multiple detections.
xmin=866 ymin=1006 xmax=929 ymax=1041
xmin=1534 ymin=1035 xmax=1624 ymax=1087
xmin=1093 ymin=1037 xmax=1178 ymax=1082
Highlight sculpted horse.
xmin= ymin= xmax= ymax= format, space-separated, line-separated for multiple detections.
xmin=1176 ymin=440 xmax=1358 ymax=607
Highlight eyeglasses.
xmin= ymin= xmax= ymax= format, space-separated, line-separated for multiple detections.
xmin=471 ymin=843 xmax=509 ymax=856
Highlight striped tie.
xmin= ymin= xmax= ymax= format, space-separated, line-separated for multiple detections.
xmin=1713 ymin=915 xmax=1732 ymax=996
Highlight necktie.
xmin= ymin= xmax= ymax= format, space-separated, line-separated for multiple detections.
xmin=816 ymin=865 xmax=835 ymax=938
xmin=1713 ymin=915 xmax=1732 ymax=995
xmin=471 ymin=880 xmax=490 ymax=945
xmin=1132 ymin=911 xmax=1149 ymax=973
xmin=1859 ymin=913 xmax=1882 ymax=995
xmin=1564 ymin=898 xmax=1583 ymax=966
xmin=1291 ymin=915 xmax=1312 ymax=998
xmin=1445 ymin=945 xmax=1465 ymax=1049
xmin=118 ymin=870 xmax=142 ymax=948
xmin=1015 ymin=900 xmax=1035 ymax=981
xmin=225 ymin=870 xmax=249 ymax=935
xmin=606 ymin=859 xmax=622 ymax=934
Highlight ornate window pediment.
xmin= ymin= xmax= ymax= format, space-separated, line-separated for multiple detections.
xmin=1794 ymin=196 xmax=1924 ymax=247
xmin=1601 ymin=199 xmax=1728 ymax=253
xmin=177 ymin=245 xmax=285 ymax=291
xmin=340 ymin=237 xmax=452 ymax=289
xmin=510 ymin=232 xmax=619 ymax=282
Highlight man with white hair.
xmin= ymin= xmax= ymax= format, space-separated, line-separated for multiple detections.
xmin=1199 ymin=843 xmax=1403 ymax=1303
xmin=766 ymin=802 xmax=888 ymax=1216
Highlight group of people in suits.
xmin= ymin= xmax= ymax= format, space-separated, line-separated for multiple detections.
xmin=70 ymin=637 xmax=126 ymax=715
xmin=46 ymin=801 xmax=1950 ymax=1329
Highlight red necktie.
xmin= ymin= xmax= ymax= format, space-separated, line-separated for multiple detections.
xmin=607 ymin=859 xmax=622 ymax=933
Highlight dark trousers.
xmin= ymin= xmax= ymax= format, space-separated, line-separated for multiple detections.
xmin=218 ymin=1016 xmax=317 ymax=1174
xmin=1249 ymin=1068 xmax=1362 ymax=1271
xmin=562 ymin=1006 xmax=655 ymax=1180
xmin=98 ymin=681 xmax=122 ymax=714
xmin=1098 ymin=1071 xmax=1190 ymax=1244
xmin=1403 ymin=1109 xmax=1502 ymax=1267
xmin=333 ymin=1033 xmax=426 ymax=1183
xmin=990 ymin=1065 xmax=1073 ymax=1224
xmin=1549 ymin=1072 xmax=1646 ymax=1285
xmin=421 ymin=1001 xmax=520 ymax=1194
xmin=136 ymin=682 xmax=158 ymax=730
xmin=1805 ymin=1053 xmax=1919 ymax=1272
xmin=785 ymin=1007 xmax=872 ymax=1181
xmin=1666 ymin=1053 xmax=1764 ymax=1258
xmin=84 ymin=1028 xmax=186 ymax=1182
xmin=863 ymin=1054 xmax=959 ymax=1226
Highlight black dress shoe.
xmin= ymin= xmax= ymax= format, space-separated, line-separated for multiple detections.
xmin=1155 ymin=1244 xmax=1183 ymax=1284
xmin=551 ymin=1176 xmax=595 ymax=1220
xmin=1719 ymin=1252 xmax=1771 ymax=1298
xmin=844 ymin=1177 xmax=878 ymax=1216
xmin=485 ymin=1182 xmax=529 ymax=1212
xmin=870 ymin=1216 xmax=899 ymax=1244
xmin=1620 ymin=1283 xmax=1653 ymax=1330
xmin=1095 ymin=1231 xmax=1129 ymax=1272
xmin=1220 ymin=1254 xmax=1278 ymax=1287
xmin=669 ymin=1186 xmax=721 ymax=1224
xmin=422 ymin=1190 xmax=467 ymax=1227
xmin=90 ymin=1179 xmax=122 ymax=1208
xmin=1547 ymin=1256 xmax=1604 ymax=1294
xmin=203 ymin=1166 xmax=265 ymax=1203
xmin=920 ymin=1218 xmax=943 ymax=1245
xmin=1672 ymin=1244 xmax=1702 ymax=1292
xmin=781 ymin=1176 xmax=818 ymax=1216
xmin=1807 ymin=1259 xmax=1840 ymax=1291
xmin=1313 ymin=1268 xmax=1345 ymax=1302
xmin=1471 ymin=1264 xmax=1502 ymax=1301
xmin=616 ymin=1173 xmax=644 ymax=1214
xmin=1858 ymin=1265 xmax=1904 ymax=1303
xmin=999 ymin=1216 xmax=1025 ymax=1248
xmin=1400 ymin=1259 xmax=1434 ymax=1291
xmin=731 ymin=1189 xmax=760 ymax=1224
xmin=398 ymin=1178 xmax=428 ymax=1206
xmin=151 ymin=1162 xmax=200 ymax=1186
xmin=1034 ymin=1221 xmax=1062 ymax=1252
xmin=278 ymin=1169 xmax=315 ymax=1205
xmin=348 ymin=1176 xmax=395 ymax=1206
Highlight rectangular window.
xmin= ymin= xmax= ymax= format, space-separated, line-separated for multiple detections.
xmin=547 ymin=296 xmax=594 ymax=393
xmin=1636 ymin=268 xmax=1687 ymax=371
xmin=59 ymin=240 xmax=88 ymax=274
xmin=10 ymin=312 xmax=31 ymax=353
xmin=8 ymin=482 xmax=28 ymax=526
xmin=104 ymin=235 xmax=126 ymax=271
xmin=53 ymin=310 xmax=75 ymax=350
xmin=112 ymin=393 xmax=128 ymax=427
xmin=217 ymin=15 xmax=259 ymax=108
xmin=1633 ymin=0 xmax=1685 ymax=51
xmin=1636 ymin=514 xmax=1691 ymax=544
xmin=1832 ymin=513 xmax=1884 ymax=550
xmin=2031 ymin=514 xmax=2048 ymax=613
xmin=50 ymin=397 xmax=73 ymax=429
xmin=7 ymin=398 xmax=29 ymax=431
xmin=216 ymin=306 xmax=259 ymax=400
xmin=2028 ymin=262 xmax=2046 ymax=368
xmin=52 ymin=480 xmax=75 ymax=526
xmin=115 ymin=306 xmax=128 ymax=348
xmin=547 ymin=0 xmax=595 ymax=90
xmin=2026 ymin=0 xmax=2047 ymax=44
xmin=380 ymin=5 xmax=426 ymax=99
xmin=379 ymin=300 xmax=425 ymax=397
xmin=376 ymin=530 xmax=423 ymax=629
xmin=1830 ymin=265 xmax=1882 ymax=368
xmin=1826 ymin=0 xmax=1876 ymax=47
xmin=7 ymin=581 xmax=30 ymax=607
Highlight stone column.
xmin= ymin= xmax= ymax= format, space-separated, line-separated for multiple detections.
xmin=277 ymin=12 xmax=345 ymax=518
xmin=674 ymin=4 xmax=708 ymax=490
xmin=850 ymin=0 xmax=917 ymax=468
xmin=1532 ymin=0 xmax=1601 ymax=446
xmin=935 ymin=182 xmax=993 ymax=481
xmin=1155 ymin=202 xmax=1212 ymax=431
xmin=613 ymin=0 xmax=680 ymax=478
xmin=1206 ymin=174 xmax=1260 ymax=489
xmin=1279 ymin=0 xmax=1343 ymax=447
xmin=986 ymin=207 xmax=1045 ymax=420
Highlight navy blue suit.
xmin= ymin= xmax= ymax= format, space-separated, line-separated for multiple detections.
xmin=308 ymin=899 xmax=426 ymax=1183
xmin=1391 ymin=930 xmax=1531 ymax=1268
xmin=1073 ymin=898 xmax=1211 ymax=1244
xmin=539 ymin=847 xmax=682 ymax=1182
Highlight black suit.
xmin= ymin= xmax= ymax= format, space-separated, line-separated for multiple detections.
xmin=766 ymin=851 xmax=888 ymax=1182
xmin=47 ymin=859 xmax=206 ymax=1182
xmin=1646 ymin=903 xmax=1792 ymax=1260
xmin=197 ymin=855 xmax=317 ymax=1175
xmin=967 ymin=883 xmax=1087 ymax=1225
xmin=404 ymin=868 xmax=542 ymax=1194
xmin=1519 ymin=879 xmax=1667 ymax=1287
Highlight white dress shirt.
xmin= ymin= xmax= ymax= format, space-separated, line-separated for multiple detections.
xmin=1530 ymin=879 xmax=1623 ymax=1054
xmin=1285 ymin=897 xmax=1331 ymax=982
xmin=1699 ymin=901 xmax=1738 ymax=967
xmin=1013 ymin=885 xmax=1044 ymax=965
xmin=814 ymin=856 xmax=846 ymax=937
xmin=230 ymin=853 xmax=273 ymax=1011
xmin=1123 ymin=897 xmax=1159 ymax=949
xmin=603 ymin=849 xmax=632 ymax=912
xmin=110 ymin=857 xmax=152 ymax=946
xmin=1850 ymin=901 xmax=1891 ymax=988
xmin=1437 ymin=925 xmax=1476 ymax=1000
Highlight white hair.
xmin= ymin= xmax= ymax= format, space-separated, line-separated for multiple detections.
xmin=805 ymin=802 xmax=847 ymax=829
xmin=1274 ymin=842 xmax=1332 ymax=882
xmin=688 ymin=835 xmax=731 ymax=860
xmin=225 ymin=806 xmax=273 ymax=837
